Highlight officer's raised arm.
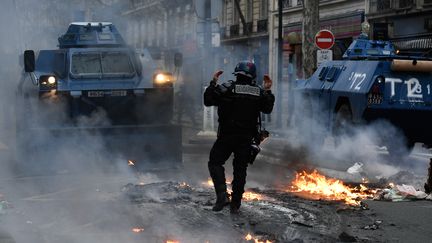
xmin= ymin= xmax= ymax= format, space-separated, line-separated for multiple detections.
xmin=260 ymin=74 xmax=275 ymax=114
xmin=204 ymin=70 xmax=224 ymax=106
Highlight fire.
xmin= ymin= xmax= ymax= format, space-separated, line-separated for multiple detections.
xmin=166 ymin=241 xmax=180 ymax=243
xmin=128 ymin=160 xmax=135 ymax=166
xmin=202 ymin=178 xmax=214 ymax=187
xmin=131 ymin=227 xmax=144 ymax=233
xmin=179 ymin=182 xmax=189 ymax=188
xmin=289 ymin=170 xmax=375 ymax=205
xmin=244 ymin=233 xmax=272 ymax=243
xmin=242 ymin=191 xmax=263 ymax=201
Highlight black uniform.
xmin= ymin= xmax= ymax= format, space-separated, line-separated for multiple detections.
xmin=204 ymin=78 xmax=274 ymax=209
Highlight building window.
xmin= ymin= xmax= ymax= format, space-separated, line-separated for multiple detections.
xmin=282 ymin=0 xmax=292 ymax=9
xmin=260 ymin=0 xmax=268 ymax=20
xmin=377 ymin=0 xmax=391 ymax=11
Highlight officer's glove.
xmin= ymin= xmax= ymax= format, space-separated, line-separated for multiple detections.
xmin=211 ymin=70 xmax=224 ymax=86
xmin=263 ymin=74 xmax=272 ymax=90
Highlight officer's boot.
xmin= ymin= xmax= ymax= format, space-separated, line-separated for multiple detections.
xmin=230 ymin=193 xmax=242 ymax=214
xmin=212 ymin=191 xmax=230 ymax=211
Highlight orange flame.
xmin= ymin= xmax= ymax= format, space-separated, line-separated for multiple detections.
xmin=202 ymin=178 xmax=214 ymax=187
xmin=242 ymin=191 xmax=263 ymax=201
xmin=128 ymin=160 xmax=135 ymax=166
xmin=179 ymin=182 xmax=189 ymax=188
xmin=166 ymin=241 xmax=180 ymax=243
xmin=132 ymin=228 xmax=144 ymax=233
xmin=244 ymin=233 xmax=273 ymax=243
xmin=289 ymin=170 xmax=375 ymax=205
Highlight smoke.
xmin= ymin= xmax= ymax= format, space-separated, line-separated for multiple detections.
xmin=0 ymin=1 xmax=218 ymax=243
xmin=267 ymin=87 xmax=430 ymax=184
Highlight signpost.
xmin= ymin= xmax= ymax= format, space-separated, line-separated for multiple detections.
xmin=315 ymin=30 xmax=334 ymax=66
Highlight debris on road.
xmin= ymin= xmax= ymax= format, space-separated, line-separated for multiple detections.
xmin=0 ymin=194 xmax=12 ymax=215
xmin=347 ymin=162 xmax=364 ymax=174
xmin=120 ymin=180 xmax=356 ymax=242
xmin=424 ymin=159 xmax=432 ymax=194
xmin=374 ymin=184 xmax=430 ymax=201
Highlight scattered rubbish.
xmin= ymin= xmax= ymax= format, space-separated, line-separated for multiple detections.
xmin=362 ymin=220 xmax=382 ymax=230
xmin=424 ymin=159 xmax=432 ymax=194
xmin=374 ymin=184 xmax=430 ymax=201
xmin=0 ymin=194 xmax=12 ymax=214
xmin=363 ymin=224 xmax=378 ymax=230
xmin=347 ymin=162 xmax=363 ymax=174
xmin=338 ymin=231 xmax=357 ymax=242
xmin=360 ymin=201 xmax=369 ymax=210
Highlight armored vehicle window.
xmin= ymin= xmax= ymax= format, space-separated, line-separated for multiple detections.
xmin=79 ymin=34 xmax=95 ymax=41
xmin=98 ymin=33 xmax=113 ymax=40
xmin=318 ymin=67 xmax=329 ymax=81
xmin=62 ymin=34 xmax=76 ymax=41
xmin=101 ymin=52 xmax=134 ymax=75
xmin=325 ymin=67 xmax=339 ymax=82
xmin=70 ymin=52 xmax=135 ymax=78
xmin=71 ymin=53 xmax=101 ymax=76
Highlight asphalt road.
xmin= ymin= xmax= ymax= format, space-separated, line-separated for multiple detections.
xmin=0 ymin=128 xmax=432 ymax=242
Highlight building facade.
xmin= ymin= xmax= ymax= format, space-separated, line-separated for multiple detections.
xmin=220 ymin=0 xmax=270 ymax=86
xmin=122 ymin=0 xmax=198 ymax=70
xmin=366 ymin=0 xmax=432 ymax=56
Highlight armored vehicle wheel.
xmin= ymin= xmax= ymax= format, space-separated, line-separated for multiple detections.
xmin=332 ymin=104 xmax=353 ymax=145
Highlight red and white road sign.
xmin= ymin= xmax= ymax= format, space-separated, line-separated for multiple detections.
xmin=315 ymin=30 xmax=335 ymax=50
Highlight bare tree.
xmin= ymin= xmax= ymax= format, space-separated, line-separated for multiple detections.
xmin=301 ymin=0 xmax=319 ymax=78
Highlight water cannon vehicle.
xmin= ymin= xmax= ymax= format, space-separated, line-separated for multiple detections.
xmin=295 ymin=34 xmax=432 ymax=156
xmin=17 ymin=22 xmax=182 ymax=170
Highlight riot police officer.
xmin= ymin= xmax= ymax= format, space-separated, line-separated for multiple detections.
xmin=204 ymin=61 xmax=275 ymax=214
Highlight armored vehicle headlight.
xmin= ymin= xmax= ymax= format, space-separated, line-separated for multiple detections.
xmin=153 ymin=72 xmax=174 ymax=88
xmin=155 ymin=74 xmax=170 ymax=84
xmin=48 ymin=76 xmax=56 ymax=84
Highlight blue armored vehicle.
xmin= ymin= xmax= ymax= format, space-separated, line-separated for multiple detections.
xmin=295 ymin=34 xmax=432 ymax=155
xmin=17 ymin=22 xmax=182 ymax=170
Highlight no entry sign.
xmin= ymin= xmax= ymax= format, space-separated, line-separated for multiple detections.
xmin=315 ymin=30 xmax=335 ymax=50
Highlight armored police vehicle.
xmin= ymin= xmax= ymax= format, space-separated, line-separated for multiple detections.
xmin=296 ymin=34 xmax=432 ymax=156
xmin=17 ymin=22 xmax=181 ymax=169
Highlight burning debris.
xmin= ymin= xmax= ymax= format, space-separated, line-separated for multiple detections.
xmin=289 ymin=170 xmax=376 ymax=205
xmin=121 ymin=180 xmax=348 ymax=242
xmin=244 ymin=233 xmax=273 ymax=243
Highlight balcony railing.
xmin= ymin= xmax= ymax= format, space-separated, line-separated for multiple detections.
xmin=369 ymin=0 xmax=415 ymax=14
xmin=230 ymin=24 xmax=239 ymax=37
xmin=257 ymin=19 xmax=268 ymax=33
xmin=244 ymin=22 xmax=253 ymax=34
xmin=220 ymin=27 xmax=227 ymax=39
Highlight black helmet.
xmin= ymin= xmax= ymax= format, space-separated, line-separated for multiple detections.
xmin=233 ymin=60 xmax=256 ymax=79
